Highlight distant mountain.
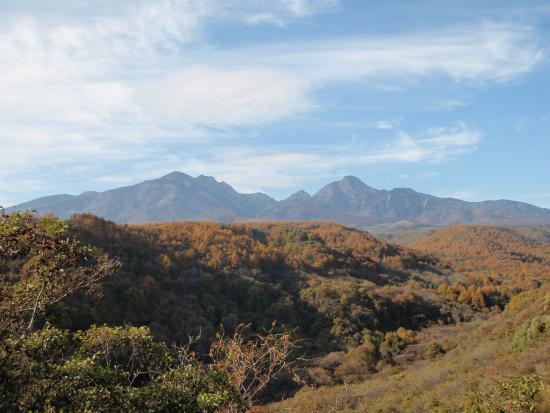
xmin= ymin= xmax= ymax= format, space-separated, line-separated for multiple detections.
xmin=8 ymin=172 xmax=276 ymax=223
xmin=8 ymin=172 xmax=550 ymax=226
xmin=255 ymin=190 xmax=356 ymax=223
xmin=311 ymin=176 xmax=550 ymax=226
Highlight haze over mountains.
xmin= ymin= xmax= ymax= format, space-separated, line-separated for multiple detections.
xmin=8 ymin=171 xmax=550 ymax=227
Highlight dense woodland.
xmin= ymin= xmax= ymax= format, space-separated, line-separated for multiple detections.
xmin=1 ymin=211 xmax=549 ymax=412
xmin=0 ymin=212 xmax=298 ymax=412
xmin=50 ymin=215 xmax=466 ymax=356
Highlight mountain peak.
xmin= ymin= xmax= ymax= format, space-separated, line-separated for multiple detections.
xmin=77 ymin=191 xmax=99 ymax=199
xmin=159 ymin=171 xmax=193 ymax=181
xmin=285 ymin=190 xmax=311 ymax=202
xmin=312 ymin=175 xmax=380 ymax=214
xmin=315 ymin=175 xmax=378 ymax=197
xmin=196 ymin=174 xmax=218 ymax=183
xmin=342 ymin=175 xmax=363 ymax=184
xmin=340 ymin=175 xmax=376 ymax=191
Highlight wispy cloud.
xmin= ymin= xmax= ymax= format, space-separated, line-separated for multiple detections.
xmin=237 ymin=23 xmax=543 ymax=84
xmin=0 ymin=0 xmax=543 ymax=204
xmin=244 ymin=13 xmax=286 ymax=27
xmin=356 ymin=123 xmax=480 ymax=164
xmin=183 ymin=150 xmax=326 ymax=193
xmin=375 ymin=119 xmax=401 ymax=130
xmin=179 ymin=123 xmax=480 ymax=193
xmin=242 ymin=0 xmax=338 ymax=25
xmin=437 ymin=189 xmax=479 ymax=200
xmin=435 ymin=99 xmax=470 ymax=110
xmin=278 ymin=0 xmax=339 ymax=16
xmin=515 ymin=114 xmax=548 ymax=131
xmin=516 ymin=192 xmax=550 ymax=208
xmin=144 ymin=66 xmax=313 ymax=126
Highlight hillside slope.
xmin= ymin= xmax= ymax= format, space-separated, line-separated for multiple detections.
xmin=49 ymin=214 xmax=462 ymax=358
xmin=269 ymin=282 xmax=550 ymax=412
xmin=268 ymin=225 xmax=550 ymax=412
xmin=410 ymin=225 xmax=550 ymax=281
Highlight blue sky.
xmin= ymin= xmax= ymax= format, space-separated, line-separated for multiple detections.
xmin=1 ymin=0 xmax=549 ymax=207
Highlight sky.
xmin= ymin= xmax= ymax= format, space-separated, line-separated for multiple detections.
xmin=1 ymin=0 xmax=549 ymax=207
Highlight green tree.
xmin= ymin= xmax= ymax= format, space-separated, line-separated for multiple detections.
xmin=0 ymin=210 xmax=119 ymax=334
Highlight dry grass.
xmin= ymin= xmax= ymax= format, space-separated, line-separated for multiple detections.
xmin=266 ymin=284 xmax=550 ymax=412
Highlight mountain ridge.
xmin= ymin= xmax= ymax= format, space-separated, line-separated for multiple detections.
xmin=7 ymin=172 xmax=550 ymax=227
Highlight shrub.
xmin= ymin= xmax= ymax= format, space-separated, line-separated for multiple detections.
xmin=334 ymin=338 xmax=378 ymax=382
xmin=464 ymin=375 xmax=543 ymax=413
xmin=424 ymin=341 xmax=445 ymax=359
xmin=511 ymin=317 xmax=548 ymax=353
xmin=379 ymin=328 xmax=416 ymax=362
xmin=0 ymin=325 xmax=244 ymax=413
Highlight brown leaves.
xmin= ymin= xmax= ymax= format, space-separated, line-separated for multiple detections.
xmin=209 ymin=323 xmax=302 ymax=408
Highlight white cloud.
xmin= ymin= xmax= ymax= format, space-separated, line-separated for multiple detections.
xmin=356 ymin=123 xmax=480 ymax=164
xmin=244 ymin=23 xmax=542 ymax=84
xmin=178 ymin=123 xmax=480 ymax=193
xmin=141 ymin=23 xmax=541 ymax=140
xmin=245 ymin=13 xmax=286 ymax=27
xmin=280 ymin=0 xmax=339 ymax=16
xmin=0 ymin=0 xmax=542 ymax=203
xmin=376 ymin=119 xmax=401 ymax=129
xmin=437 ymin=190 xmax=479 ymax=200
xmin=215 ymin=0 xmax=340 ymax=28
xmin=0 ymin=0 xmax=335 ymax=183
xmin=182 ymin=149 xmax=326 ymax=193
xmin=435 ymin=99 xmax=470 ymax=110
xmin=145 ymin=66 xmax=313 ymax=126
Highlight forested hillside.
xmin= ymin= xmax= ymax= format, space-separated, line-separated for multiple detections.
xmin=409 ymin=225 xmax=550 ymax=309
xmin=270 ymin=225 xmax=550 ymax=412
xmin=52 ymin=214 xmax=459 ymax=358
xmin=3 ymin=212 xmax=549 ymax=411
xmin=0 ymin=212 xmax=249 ymax=412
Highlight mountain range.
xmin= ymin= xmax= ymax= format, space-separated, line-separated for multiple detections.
xmin=7 ymin=171 xmax=550 ymax=227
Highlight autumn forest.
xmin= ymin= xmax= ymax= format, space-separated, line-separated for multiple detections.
xmin=1 ymin=210 xmax=549 ymax=412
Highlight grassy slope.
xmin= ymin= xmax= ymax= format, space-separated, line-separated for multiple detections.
xmin=268 ymin=285 xmax=550 ymax=412
xmin=268 ymin=225 xmax=550 ymax=412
